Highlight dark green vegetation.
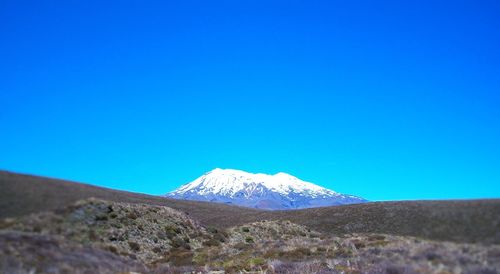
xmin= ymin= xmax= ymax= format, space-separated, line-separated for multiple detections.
xmin=1 ymin=170 xmax=500 ymax=273
xmin=2 ymin=170 xmax=500 ymax=244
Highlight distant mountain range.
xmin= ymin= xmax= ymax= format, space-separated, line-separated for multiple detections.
xmin=166 ymin=168 xmax=367 ymax=210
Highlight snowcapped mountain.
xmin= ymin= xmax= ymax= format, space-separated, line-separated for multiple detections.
xmin=165 ymin=168 xmax=367 ymax=210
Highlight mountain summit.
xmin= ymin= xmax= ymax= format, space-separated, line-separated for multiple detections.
xmin=166 ymin=168 xmax=367 ymax=210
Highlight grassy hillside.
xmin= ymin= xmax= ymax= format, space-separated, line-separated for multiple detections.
xmin=1 ymin=170 xmax=499 ymax=244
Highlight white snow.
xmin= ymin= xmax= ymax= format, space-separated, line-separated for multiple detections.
xmin=169 ymin=168 xmax=341 ymax=198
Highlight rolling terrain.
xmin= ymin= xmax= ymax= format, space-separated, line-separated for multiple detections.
xmin=3 ymin=197 xmax=499 ymax=273
xmin=1 ymin=170 xmax=500 ymax=273
xmin=0 ymin=170 xmax=263 ymax=230
xmin=1 ymin=170 xmax=499 ymax=244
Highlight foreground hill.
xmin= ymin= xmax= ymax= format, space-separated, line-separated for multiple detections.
xmin=2 ymin=198 xmax=499 ymax=273
xmin=0 ymin=170 xmax=263 ymax=229
xmin=1 ymin=170 xmax=500 ymax=244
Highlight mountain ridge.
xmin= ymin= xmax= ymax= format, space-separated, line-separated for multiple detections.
xmin=166 ymin=168 xmax=367 ymax=210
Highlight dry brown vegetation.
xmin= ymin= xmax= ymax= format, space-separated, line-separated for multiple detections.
xmin=0 ymin=170 xmax=263 ymax=229
xmin=2 ymin=170 xmax=499 ymax=245
xmin=1 ymin=199 xmax=499 ymax=273
xmin=3 ymin=198 xmax=209 ymax=264
xmin=1 ymin=170 xmax=500 ymax=273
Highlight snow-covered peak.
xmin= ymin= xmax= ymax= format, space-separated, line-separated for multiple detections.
xmin=166 ymin=168 xmax=367 ymax=210
xmin=170 ymin=168 xmax=338 ymax=198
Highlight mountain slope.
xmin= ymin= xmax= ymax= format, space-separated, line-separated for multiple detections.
xmin=0 ymin=170 xmax=263 ymax=229
xmin=167 ymin=168 xmax=366 ymax=209
xmin=2 ymin=170 xmax=500 ymax=244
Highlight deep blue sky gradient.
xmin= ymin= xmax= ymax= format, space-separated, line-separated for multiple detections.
xmin=1 ymin=0 xmax=499 ymax=200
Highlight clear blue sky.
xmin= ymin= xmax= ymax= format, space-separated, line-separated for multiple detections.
xmin=1 ymin=1 xmax=499 ymax=201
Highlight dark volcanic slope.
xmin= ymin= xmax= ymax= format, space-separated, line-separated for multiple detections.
xmin=269 ymin=200 xmax=500 ymax=244
xmin=0 ymin=170 xmax=265 ymax=228
xmin=1 ymin=170 xmax=499 ymax=244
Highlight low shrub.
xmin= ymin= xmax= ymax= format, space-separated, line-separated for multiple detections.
xmin=171 ymin=236 xmax=190 ymax=249
xmin=128 ymin=241 xmax=140 ymax=251
xmin=213 ymin=232 xmax=226 ymax=242
xmin=248 ymin=257 xmax=266 ymax=267
xmin=234 ymin=242 xmax=251 ymax=250
xmin=369 ymin=240 xmax=389 ymax=247
xmin=353 ymin=239 xmax=366 ymax=249
xmin=165 ymin=225 xmax=181 ymax=239
xmin=126 ymin=212 xmax=138 ymax=220
xmin=192 ymin=250 xmax=210 ymax=266
xmin=168 ymin=248 xmax=194 ymax=266
xmin=94 ymin=214 xmax=108 ymax=221
xmin=330 ymin=247 xmax=353 ymax=258
xmin=107 ymin=245 xmax=118 ymax=254
xmin=207 ymin=226 xmax=218 ymax=234
xmin=203 ymin=238 xmax=221 ymax=247
xmin=282 ymin=247 xmax=312 ymax=261
xmin=367 ymin=234 xmax=386 ymax=241
xmin=263 ymin=248 xmax=281 ymax=259
xmin=157 ymin=231 xmax=167 ymax=240
xmin=152 ymin=246 xmax=162 ymax=253
xmin=316 ymin=246 xmax=327 ymax=253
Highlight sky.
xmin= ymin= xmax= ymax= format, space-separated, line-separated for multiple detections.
xmin=1 ymin=0 xmax=499 ymax=201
